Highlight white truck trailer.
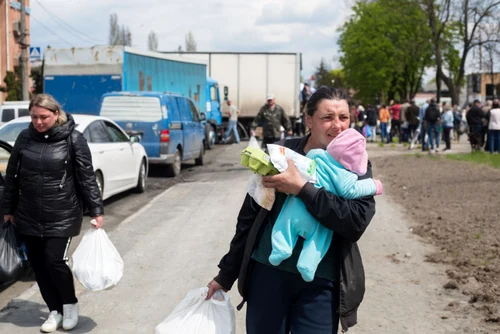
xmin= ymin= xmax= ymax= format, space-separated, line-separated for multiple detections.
xmin=160 ymin=52 xmax=302 ymax=140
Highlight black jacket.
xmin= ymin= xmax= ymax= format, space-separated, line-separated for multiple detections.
xmin=424 ymin=103 xmax=441 ymax=124
xmin=365 ymin=107 xmax=378 ymax=126
xmin=214 ymin=136 xmax=376 ymax=332
xmin=466 ymin=106 xmax=484 ymax=126
xmin=2 ymin=115 xmax=104 ymax=237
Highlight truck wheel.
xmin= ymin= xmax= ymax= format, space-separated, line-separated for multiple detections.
xmin=205 ymin=124 xmax=215 ymax=150
xmin=166 ymin=149 xmax=182 ymax=177
xmin=195 ymin=144 xmax=205 ymax=166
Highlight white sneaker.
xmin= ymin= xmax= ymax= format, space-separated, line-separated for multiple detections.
xmin=41 ymin=311 xmax=62 ymax=333
xmin=63 ymin=303 xmax=79 ymax=330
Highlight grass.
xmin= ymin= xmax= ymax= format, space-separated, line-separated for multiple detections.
xmin=446 ymin=151 xmax=500 ymax=170
xmin=378 ymin=142 xmax=385 ymax=148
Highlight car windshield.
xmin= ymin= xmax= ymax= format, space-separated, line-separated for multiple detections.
xmin=0 ymin=122 xmax=29 ymax=142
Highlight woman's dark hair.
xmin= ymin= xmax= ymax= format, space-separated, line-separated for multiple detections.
xmin=306 ymin=86 xmax=351 ymax=116
xmin=382 ymin=104 xmax=386 ymax=108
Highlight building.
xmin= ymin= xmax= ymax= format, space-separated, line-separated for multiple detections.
xmin=0 ymin=0 xmax=31 ymax=103
xmin=467 ymin=72 xmax=500 ymax=103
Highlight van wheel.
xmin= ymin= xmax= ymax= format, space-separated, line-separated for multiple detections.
xmin=195 ymin=145 xmax=205 ymax=166
xmin=166 ymin=149 xmax=181 ymax=177
xmin=205 ymin=124 xmax=215 ymax=150
xmin=134 ymin=160 xmax=147 ymax=193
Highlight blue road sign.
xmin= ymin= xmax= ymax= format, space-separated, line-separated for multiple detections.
xmin=29 ymin=47 xmax=41 ymax=61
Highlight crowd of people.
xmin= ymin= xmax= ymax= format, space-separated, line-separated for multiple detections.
xmin=347 ymin=98 xmax=500 ymax=154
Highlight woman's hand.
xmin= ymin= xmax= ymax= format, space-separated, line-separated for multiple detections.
xmin=206 ymin=279 xmax=227 ymax=300
xmin=4 ymin=214 xmax=15 ymax=225
xmin=262 ymin=159 xmax=306 ymax=195
xmin=91 ymin=215 xmax=103 ymax=229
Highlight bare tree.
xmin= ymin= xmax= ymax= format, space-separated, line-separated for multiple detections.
xmin=185 ymin=31 xmax=197 ymax=52
xmin=422 ymin=0 xmax=500 ymax=104
xmin=108 ymin=13 xmax=133 ymax=46
xmin=108 ymin=13 xmax=120 ymax=45
xmin=148 ymin=31 xmax=159 ymax=51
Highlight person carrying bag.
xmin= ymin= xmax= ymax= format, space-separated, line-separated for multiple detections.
xmin=2 ymin=94 xmax=104 ymax=333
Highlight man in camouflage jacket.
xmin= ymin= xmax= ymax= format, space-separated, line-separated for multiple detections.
xmin=251 ymin=94 xmax=292 ymax=149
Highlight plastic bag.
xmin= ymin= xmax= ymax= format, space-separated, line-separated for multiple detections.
xmin=155 ymin=287 xmax=235 ymax=334
xmin=248 ymin=136 xmax=259 ymax=149
xmin=247 ymin=173 xmax=275 ymax=210
xmin=267 ymin=144 xmax=317 ymax=183
xmin=0 ymin=223 xmax=27 ymax=282
xmin=71 ymin=227 xmax=124 ymax=291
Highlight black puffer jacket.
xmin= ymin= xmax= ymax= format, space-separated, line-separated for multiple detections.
xmin=2 ymin=114 xmax=104 ymax=237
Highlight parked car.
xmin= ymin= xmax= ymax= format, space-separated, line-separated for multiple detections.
xmin=0 ymin=101 xmax=30 ymax=126
xmin=0 ymin=115 xmax=148 ymax=200
xmin=99 ymin=92 xmax=206 ymax=177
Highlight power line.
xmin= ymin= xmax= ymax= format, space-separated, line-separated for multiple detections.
xmin=35 ymin=0 xmax=102 ymax=45
xmin=31 ymin=16 xmax=73 ymax=47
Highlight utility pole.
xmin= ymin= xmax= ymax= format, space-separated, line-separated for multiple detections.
xmin=20 ymin=0 xmax=30 ymax=100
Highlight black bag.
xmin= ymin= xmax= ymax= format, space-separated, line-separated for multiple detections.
xmin=0 ymin=222 xmax=27 ymax=283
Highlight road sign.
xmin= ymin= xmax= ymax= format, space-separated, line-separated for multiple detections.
xmin=29 ymin=47 xmax=41 ymax=61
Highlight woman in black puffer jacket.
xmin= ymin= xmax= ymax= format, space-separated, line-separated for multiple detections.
xmin=2 ymin=94 xmax=103 ymax=333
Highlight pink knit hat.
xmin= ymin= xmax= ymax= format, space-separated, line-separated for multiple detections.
xmin=326 ymin=128 xmax=368 ymax=176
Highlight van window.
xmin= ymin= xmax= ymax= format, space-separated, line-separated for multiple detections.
xmin=100 ymin=96 xmax=163 ymax=122
xmin=188 ymin=101 xmax=200 ymax=122
xmin=1 ymin=109 xmax=15 ymax=123
xmin=175 ymin=97 xmax=193 ymax=122
xmin=166 ymin=96 xmax=181 ymax=122
xmin=19 ymin=109 xmax=29 ymax=117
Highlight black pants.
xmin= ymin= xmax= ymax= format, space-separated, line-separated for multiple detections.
xmin=390 ymin=119 xmax=401 ymax=142
xmin=246 ymin=261 xmax=339 ymax=334
xmin=443 ymin=127 xmax=452 ymax=150
xmin=22 ymin=235 xmax=78 ymax=313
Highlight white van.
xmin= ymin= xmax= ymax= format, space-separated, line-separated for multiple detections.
xmin=0 ymin=101 xmax=30 ymax=125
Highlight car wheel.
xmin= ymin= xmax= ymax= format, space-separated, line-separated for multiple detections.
xmin=205 ymin=124 xmax=215 ymax=150
xmin=96 ymin=171 xmax=104 ymax=200
xmin=195 ymin=144 xmax=205 ymax=166
xmin=134 ymin=160 xmax=147 ymax=193
xmin=166 ymin=149 xmax=181 ymax=177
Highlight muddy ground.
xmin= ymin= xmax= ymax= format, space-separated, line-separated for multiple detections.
xmin=372 ymin=153 xmax=500 ymax=327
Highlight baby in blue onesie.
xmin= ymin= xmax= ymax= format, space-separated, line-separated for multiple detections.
xmin=269 ymin=128 xmax=383 ymax=282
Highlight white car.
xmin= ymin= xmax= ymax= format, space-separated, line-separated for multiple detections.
xmin=0 ymin=115 xmax=148 ymax=200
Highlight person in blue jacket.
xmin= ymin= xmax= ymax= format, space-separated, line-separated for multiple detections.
xmin=269 ymin=128 xmax=382 ymax=282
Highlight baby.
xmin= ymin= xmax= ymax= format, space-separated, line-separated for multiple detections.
xmin=269 ymin=128 xmax=382 ymax=282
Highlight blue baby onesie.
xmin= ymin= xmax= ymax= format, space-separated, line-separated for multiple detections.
xmin=269 ymin=148 xmax=377 ymax=282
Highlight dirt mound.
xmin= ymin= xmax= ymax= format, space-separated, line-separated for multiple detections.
xmin=372 ymin=154 xmax=500 ymax=326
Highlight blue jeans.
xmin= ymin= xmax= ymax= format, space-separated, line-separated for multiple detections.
xmin=488 ymin=130 xmax=500 ymax=153
xmin=427 ymin=123 xmax=440 ymax=150
xmin=380 ymin=122 xmax=388 ymax=143
xmin=246 ymin=261 xmax=339 ymax=334
xmin=223 ymin=120 xmax=240 ymax=143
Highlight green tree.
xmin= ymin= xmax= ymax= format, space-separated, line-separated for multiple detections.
xmin=314 ymin=60 xmax=348 ymax=89
xmin=0 ymin=66 xmax=22 ymax=101
xmin=338 ymin=0 xmax=432 ymax=103
xmin=421 ymin=0 xmax=500 ymax=104
xmin=31 ymin=60 xmax=44 ymax=95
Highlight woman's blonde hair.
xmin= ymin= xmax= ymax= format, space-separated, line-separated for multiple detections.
xmin=29 ymin=94 xmax=68 ymax=127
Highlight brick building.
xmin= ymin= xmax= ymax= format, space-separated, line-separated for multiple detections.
xmin=0 ymin=0 xmax=31 ymax=103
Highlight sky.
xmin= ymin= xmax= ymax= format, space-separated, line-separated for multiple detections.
xmin=29 ymin=0 xmax=352 ymax=80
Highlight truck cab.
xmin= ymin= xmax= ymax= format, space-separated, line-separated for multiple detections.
xmin=203 ymin=78 xmax=223 ymax=149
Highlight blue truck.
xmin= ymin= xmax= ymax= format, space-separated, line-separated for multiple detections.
xmin=43 ymin=46 xmax=223 ymax=149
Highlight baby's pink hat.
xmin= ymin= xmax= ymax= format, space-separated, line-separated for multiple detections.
xmin=326 ymin=128 xmax=368 ymax=176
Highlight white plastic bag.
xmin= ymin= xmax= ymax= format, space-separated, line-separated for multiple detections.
xmin=155 ymin=287 xmax=235 ymax=334
xmin=71 ymin=228 xmax=124 ymax=291
xmin=247 ymin=173 xmax=275 ymax=210
xmin=267 ymin=144 xmax=317 ymax=183
xmin=248 ymin=135 xmax=259 ymax=148
xmin=246 ymin=135 xmax=276 ymax=210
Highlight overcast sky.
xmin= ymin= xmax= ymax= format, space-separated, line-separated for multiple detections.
xmin=29 ymin=0 xmax=351 ymax=79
